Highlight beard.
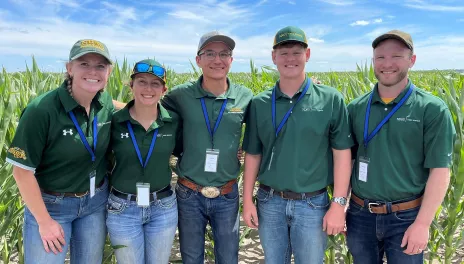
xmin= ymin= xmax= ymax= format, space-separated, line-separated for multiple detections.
xmin=374 ymin=68 xmax=408 ymax=87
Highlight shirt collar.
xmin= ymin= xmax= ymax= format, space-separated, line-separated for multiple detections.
xmin=114 ymin=100 xmax=173 ymax=127
xmin=193 ymin=75 xmax=237 ymax=99
xmin=274 ymin=76 xmax=312 ymax=99
xmin=58 ymin=80 xmax=103 ymax=112
xmin=371 ymin=79 xmax=415 ymax=106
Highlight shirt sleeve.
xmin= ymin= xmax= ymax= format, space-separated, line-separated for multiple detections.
xmin=423 ymin=102 xmax=456 ymax=168
xmin=347 ymin=103 xmax=359 ymax=158
xmin=6 ymin=104 xmax=50 ymax=172
xmin=161 ymin=89 xmax=180 ymax=114
xmin=243 ymin=98 xmax=263 ymax=155
xmin=329 ymin=92 xmax=355 ymax=150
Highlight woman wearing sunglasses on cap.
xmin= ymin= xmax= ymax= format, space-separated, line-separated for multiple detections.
xmin=106 ymin=59 xmax=180 ymax=264
xmin=6 ymin=39 xmax=114 ymax=264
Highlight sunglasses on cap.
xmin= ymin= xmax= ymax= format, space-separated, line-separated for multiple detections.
xmin=133 ymin=63 xmax=166 ymax=82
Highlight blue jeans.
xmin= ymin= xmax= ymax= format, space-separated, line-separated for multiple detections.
xmin=106 ymin=187 xmax=178 ymax=264
xmin=346 ymin=198 xmax=423 ymax=264
xmin=23 ymin=177 xmax=109 ymax=264
xmin=176 ymin=182 xmax=239 ymax=264
xmin=257 ymin=187 xmax=329 ymax=264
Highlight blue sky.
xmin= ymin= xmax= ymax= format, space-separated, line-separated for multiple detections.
xmin=0 ymin=0 xmax=463 ymax=73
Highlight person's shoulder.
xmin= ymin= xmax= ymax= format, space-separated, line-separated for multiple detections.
xmin=253 ymin=87 xmax=273 ymax=102
xmin=348 ymin=90 xmax=372 ymax=108
xmin=312 ymin=83 xmax=340 ymax=95
xmin=169 ymin=80 xmax=197 ymax=94
xmin=414 ymin=87 xmax=448 ymax=109
xmin=23 ymin=88 xmax=60 ymax=116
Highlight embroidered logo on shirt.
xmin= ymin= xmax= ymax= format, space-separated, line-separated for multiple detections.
xmin=157 ymin=133 xmax=173 ymax=138
xmin=229 ymin=108 xmax=243 ymax=113
xmin=121 ymin=133 xmax=129 ymax=138
xmin=98 ymin=121 xmax=111 ymax=127
xmin=63 ymin=129 xmax=73 ymax=136
xmin=8 ymin=147 xmax=27 ymax=160
xmin=396 ymin=114 xmax=420 ymax=123
xmin=302 ymin=107 xmax=323 ymax=112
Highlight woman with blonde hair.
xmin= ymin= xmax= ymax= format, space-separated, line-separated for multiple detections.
xmin=6 ymin=39 xmax=114 ymax=264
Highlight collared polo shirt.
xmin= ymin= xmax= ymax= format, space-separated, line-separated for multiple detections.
xmin=243 ymin=77 xmax=354 ymax=193
xmin=110 ymin=100 xmax=180 ymax=193
xmin=6 ymin=81 xmax=114 ymax=192
xmin=348 ymin=80 xmax=456 ymax=201
xmin=161 ymin=75 xmax=253 ymax=187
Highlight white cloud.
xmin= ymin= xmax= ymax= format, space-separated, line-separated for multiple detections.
xmin=350 ymin=20 xmax=370 ymax=26
xmin=46 ymin=0 xmax=80 ymax=8
xmin=404 ymin=0 xmax=464 ymax=12
xmin=318 ymin=0 xmax=355 ymax=6
xmin=288 ymin=1 xmax=296 ymax=4
xmin=256 ymin=0 xmax=268 ymax=6
xmin=309 ymin=38 xmax=325 ymax=43
xmin=167 ymin=11 xmax=211 ymax=22
xmin=373 ymin=18 xmax=383 ymax=23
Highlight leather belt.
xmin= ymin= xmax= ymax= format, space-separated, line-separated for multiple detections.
xmin=111 ymin=185 xmax=172 ymax=202
xmin=42 ymin=179 xmax=105 ymax=198
xmin=178 ymin=178 xmax=236 ymax=198
xmin=259 ymin=184 xmax=326 ymax=200
xmin=351 ymin=193 xmax=422 ymax=214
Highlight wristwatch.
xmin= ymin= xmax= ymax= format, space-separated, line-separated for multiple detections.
xmin=331 ymin=197 xmax=347 ymax=206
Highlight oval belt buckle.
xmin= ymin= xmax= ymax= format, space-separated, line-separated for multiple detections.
xmin=201 ymin=187 xmax=220 ymax=198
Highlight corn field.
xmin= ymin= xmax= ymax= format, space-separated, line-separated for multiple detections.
xmin=0 ymin=57 xmax=463 ymax=263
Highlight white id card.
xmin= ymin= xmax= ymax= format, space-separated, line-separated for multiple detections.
xmin=358 ymin=156 xmax=370 ymax=182
xmin=89 ymin=170 xmax=96 ymax=198
xmin=136 ymin=183 xmax=150 ymax=207
xmin=205 ymin=149 xmax=220 ymax=172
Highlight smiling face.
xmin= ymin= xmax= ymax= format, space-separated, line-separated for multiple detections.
xmin=272 ymin=43 xmax=310 ymax=80
xmin=373 ymin=39 xmax=416 ymax=88
xmin=66 ymin=53 xmax=111 ymax=94
xmin=196 ymin=42 xmax=233 ymax=81
xmin=131 ymin=73 xmax=167 ymax=107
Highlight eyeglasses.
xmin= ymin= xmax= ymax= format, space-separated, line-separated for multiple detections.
xmin=133 ymin=63 xmax=166 ymax=81
xmin=198 ymin=50 xmax=232 ymax=61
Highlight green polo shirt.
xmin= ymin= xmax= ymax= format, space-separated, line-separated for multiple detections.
xmin=6 ymin=81 xmax=114 ymax=192
xmin=348 ymin=80 xmax=456 ymax=201
xmin=161 ymin=75 xmax=253 ymax=187
xmin=243 ymin=77 xmax=354 ymax=193
xmin=110 ymin=101 xmax=180 ymax=193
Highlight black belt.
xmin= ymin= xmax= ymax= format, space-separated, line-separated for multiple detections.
xmin=111 ymin=185 xmax=172 ymax=202
xmin=42 ymin=179 xmax=105 ymax=197
xmin=259 ymin=184 xmax=326 ymax=200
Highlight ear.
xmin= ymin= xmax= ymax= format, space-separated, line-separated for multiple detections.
xmin=306 ymin=47 xmax=311 ymax=62
xmin=272 ymin=50 xmax=277 ymax=65
xmin=195 ymin=56 xmax=201 ymax=67
xmin=409 ymin=54 xmax=416 ymax=68
xmin=66 ymin=62 xmax=73 ymax=76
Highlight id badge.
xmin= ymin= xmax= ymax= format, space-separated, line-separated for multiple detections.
xmin=205 ymin=149 xmax=220 ymax=172
xmin=89 ymin=170 xmax=96 ymax=198
xmin=358 ymin=156 xmax=370 ymax=182
xmin=136 ymin=182 xmax=150 ymax=207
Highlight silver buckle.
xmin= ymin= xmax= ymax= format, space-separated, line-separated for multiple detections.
xmin=368 ymin=202 xmax=381 ymax=213
xmin=201 ymin=186 xmax=220 ymax=198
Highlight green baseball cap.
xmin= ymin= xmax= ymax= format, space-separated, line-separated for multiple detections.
xmin=197 ymin=31 xmax=235 ymax=55
xmin=273 ymin=26 xmax=308 ymax=48
xmin=372 ymin=30 xmax=414 ymax=51
xmin=69 ymin=39 xmax=112 ymax=64
xmin=131 ymin=59 xmax=166 ymax=83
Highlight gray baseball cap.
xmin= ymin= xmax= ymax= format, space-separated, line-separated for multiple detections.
xmin=197 ymin=31 xmax=235 ymax=55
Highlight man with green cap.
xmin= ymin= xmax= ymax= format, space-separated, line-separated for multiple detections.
xmin=242 ymin=26 xmax=353 ymax=263
xmin=161 ymin=31 xmax=253 ymax=263
xmin=6 ymin=39 xmax=114 ymax=264
xmin=346 ymin=30 xmax=455 ymax=263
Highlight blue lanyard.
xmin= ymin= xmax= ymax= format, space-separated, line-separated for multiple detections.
xmin=363 ymin=85 xmax=415 ymax=148
xmin=127 ymin=122 xmax=159 ymax=168
xmin=200 ymin=98 xmax=228 ymax=147
xmin=69 ymin=112 xmax=97 ymax=162
xmin=272 ymin=80 xmax=311 ymax=137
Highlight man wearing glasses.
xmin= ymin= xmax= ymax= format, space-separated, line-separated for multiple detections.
xmin=162 ymin=31 xmax=253 ymax=264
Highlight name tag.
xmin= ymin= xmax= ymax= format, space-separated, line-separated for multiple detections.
xmin=205 ymin=149 xmax=220 ymax=173
xmin=89 ymin=170 xmax=96 ymax=198
xmin=358 ymin=156 xmax=369 ymax=182
xmin=136 ymin=183 xmax=150 ymax=207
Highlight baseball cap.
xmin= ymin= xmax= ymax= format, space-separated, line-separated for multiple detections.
xmin=197 ymin=31 xmax=235 ymax=55
xmin=372 ymin=30 xmax=414 ymax=51
xmin=69 ymin=39 xmax=112 ymax=64
xmin=130 ymin=59 xmax=166 ymax=83
xmin=273 ymin=26 xmax=308 ymax=48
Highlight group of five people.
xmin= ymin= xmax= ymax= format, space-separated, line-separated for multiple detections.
xmin=6 ymin=26 xmax=455 ymax=264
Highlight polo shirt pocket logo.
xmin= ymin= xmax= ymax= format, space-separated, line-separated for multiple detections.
xmin=396 ymin=115 xmax=421 ymax=123
xmin=157 ymin=133 xmax=173 ymax=138
xmin=229 ymin=107 xmax=244 ymax=114
xmin=63 ymin=129 xmax=73 ymax=136
xmin=302 ymin=107 xmax=323 ymax=112
xmin=121 ymin=133 xmax=129 ymax=139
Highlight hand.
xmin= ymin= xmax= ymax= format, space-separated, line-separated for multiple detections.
xmin=237 ymin=148 xmax=244 ymax=162
xmin=401 ymin=221 xmax=429 ymax=255
xmin=323 ymin=202 xmax=346 ymax=235
xmin=242 ymin=200 xmax=259 ymax=229
xmin=38 ymin=218 xmax=66 ymax=254
xmin=311 ymin=76 xmax=322 ymax=84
